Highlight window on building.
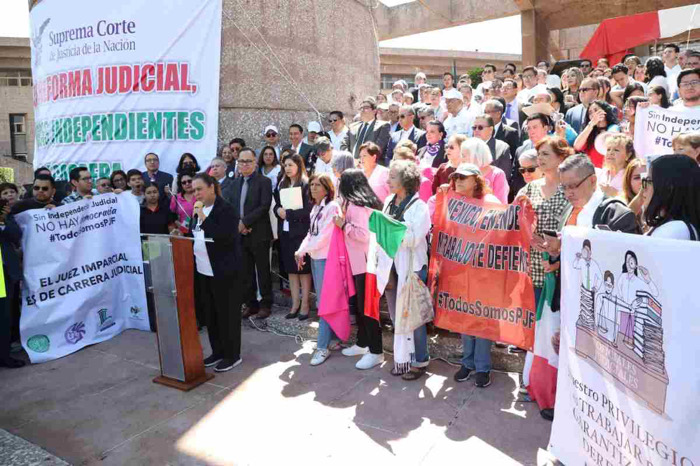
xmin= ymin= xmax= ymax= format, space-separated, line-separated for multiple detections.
xmin=10 ymin=114 xmax=28 ymax=158
xmin=0 ymin=70 xmax=32 ymax=87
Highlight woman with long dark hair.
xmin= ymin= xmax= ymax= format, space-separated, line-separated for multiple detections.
xmin=622 ymin=83 xmax=645 ymax=107
xmin=643 ymin=154 xmax=700 ymax=239
xmin=335 ymin=169 xmax=386 ymax=367
xmin=273 ymin=153 xmax=312 ymax=318
xmin=258 ymin=145 xmax=281 ymax=187
xmin=648 ymin=85 xmax=671 ymax=108
xmin=645 ymin=57 xmax=668 ymax=92
xmin=186 ymin=172 xmax=242 ymax=372
xmin=176 ymin=152 xmax=201 ymax=175
xmin=573 ymin=100 xmax=620 ymax=168
xmin=170 ymin=170 xmax=197 ymax=234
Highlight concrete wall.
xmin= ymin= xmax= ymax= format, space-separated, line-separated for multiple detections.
xmin=218 ymin=0 xmax=380 ymax=150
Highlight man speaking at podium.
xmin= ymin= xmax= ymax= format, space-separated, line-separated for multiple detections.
xmin=187 ymin=173 xmax=243 ymax=373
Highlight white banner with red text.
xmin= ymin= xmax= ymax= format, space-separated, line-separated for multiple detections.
xmin=548 ymin=227 xmax=700 ymax=466
xmin=14 ymin=194 xmax=149 ymax=363
xmin=29 ymin=0 xmax=222 ymax=180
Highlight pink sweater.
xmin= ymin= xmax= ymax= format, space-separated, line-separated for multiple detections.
xmin=296 ymin=200 xmax=340 ymax=260
xmin=342 ymin=203 xmax=373 ymax=275
xmin=367 ymin=165 xmax=390 ymax=203
xmin=484 ymin=166 xmax=509 ymax=204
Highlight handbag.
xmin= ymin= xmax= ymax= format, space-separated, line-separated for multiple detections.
xmin=394 ymin=254 xmax=434 ymax=335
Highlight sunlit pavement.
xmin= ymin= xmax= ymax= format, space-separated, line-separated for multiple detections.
xmin=0 ymin=326 xmax=553 ymax=465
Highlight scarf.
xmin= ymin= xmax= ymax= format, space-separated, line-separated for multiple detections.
xmin=425 ymin=142 xmax=441 ymax=158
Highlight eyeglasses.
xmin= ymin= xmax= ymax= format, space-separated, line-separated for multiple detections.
xmin=359 ymin=105 xmax=372 ymax=111
xmin=578 ymin=87 xmax=595 ymax=93
xmin=679 ymin=80 xmax=700 ymax=89
xmin=238 ymin=160 xmax=254 ymax=165
xmin=453 ymin=174 xmax=470 ymax=181
xmin=518 ymin=166 xmax=539 ymax=174
xmin=265 ymin=133 xmax=278 ymax=138
xmin=33 ymin=186 xmax=50 ymax=192
xmin=642 ymin=177 xmax=653 ymax=190
xmin=561 ymin=173 xmax=593 ymax=191
xmin=182 ymin=179 xmax=193 ymax=185
xmin=471 ymin=125 xmax=489 ymax=131
xmin=399 ymin=113 xmax=412 ymax=118
xmin=523 ymin=74 xmax=535 ymax=80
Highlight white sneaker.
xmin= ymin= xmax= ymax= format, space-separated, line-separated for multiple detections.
xmin=342 ymin=344 xmax=369 ymax=357
xmin=310 ymin=349 xmax=330 ymax=366
xmin=355 ymin=352 xmax=384 ymax=370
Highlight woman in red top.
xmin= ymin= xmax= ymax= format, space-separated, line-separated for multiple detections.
xmin=431 ymin=133 xmax=467 ymax=194
xmin=573 ymin=100 xmax=620 ymax=168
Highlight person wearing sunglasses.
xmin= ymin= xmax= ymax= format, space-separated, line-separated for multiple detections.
xmin=517 ymin=149 xmax=542 ymax=185
xmin=261 ymin=125 xmax=282 ymax=158
xmin=470 ymin=114 xmax=513 ymax=194
xmin=385 ymin=105 xmax=426 ymax=162
xmin=10 ymin=174 xmax=57 ymax=215
xmin=565 ymin=77 xmax=600 ymax=134
xmin=170 ymin=171 xmax=197 ymax=235
xmin=327 ymin=111 xmax=348 ymax=151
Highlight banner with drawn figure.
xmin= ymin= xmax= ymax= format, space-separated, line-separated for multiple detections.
xmin=548 ymin=227 xmax=700 ymax=465
xmin=29 ymin=0 xmax=222 ymax=180
xmin=14 ymin=194 xmax=149 ymax=363
xmin=428 ymin=191 xmax=537 ymax=350
xmin=634 ymin=105 xmax=700 ymax=158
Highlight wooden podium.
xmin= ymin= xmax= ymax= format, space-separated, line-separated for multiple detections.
xmin=143 ymin=234 xmax=214 ymax=391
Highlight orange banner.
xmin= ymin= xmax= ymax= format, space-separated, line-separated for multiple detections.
xmin=428 ymin=191 xmax=537 ymax=350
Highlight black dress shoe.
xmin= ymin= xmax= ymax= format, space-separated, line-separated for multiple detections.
xmin=297 ymin=312 xmax=310 ymax=322
xmin=0 ymin=357 xmax=26 ymax=369
xmin=540 ymin=408 xmax=554 ymax=421
xmin=285 ymin=305 xmax=300 ymax=319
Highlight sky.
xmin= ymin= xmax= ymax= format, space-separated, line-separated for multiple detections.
xmin=0 ymin=0 xmax=521 ymax=54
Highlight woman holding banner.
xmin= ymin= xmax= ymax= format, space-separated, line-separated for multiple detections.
xmin=384 ymin=160 xmax=431 ymax=380
xmin=460 ymin=138 xmax=509 ymax=204
xmin=446 ymin=163 xmax=500 ymax=388
xmin=336 ymin=169 xmax=385 ymax=367
xmin=294 ymin=174 xmax=340 ymax=366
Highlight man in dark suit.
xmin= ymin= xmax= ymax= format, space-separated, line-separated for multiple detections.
xmin=565 ymin=78 xmax=599 ymax=133
xmin=384 ymin=105 xmax=427 ymax=162
xmin=341 ymin=97 xmax=391 ymax=159
xmin=471 ymin=114 xmax=514 ymax=188
xmin=0 ymin=208 xmax=24 ymax=368
xmin=221 ymin=148 xmax=274 ymax=320
xmin=484 ymin=99 xmax=520 ymax=158
xmin=283 ymin=124 xmax=314 ymax=166
xmin=502 ymin=80 xmax=528 ymax=135
xmin=410 ymin=72 xmax=427 ymax=103
xmin=142 ymin=152 xmax=174 ymax=199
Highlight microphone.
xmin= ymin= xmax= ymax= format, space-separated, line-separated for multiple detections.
xmin=193 ymin=201 xmax=203 ymax=224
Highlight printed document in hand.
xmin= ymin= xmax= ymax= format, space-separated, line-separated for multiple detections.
xmin=280 ymin=187 xmax=303 ymax=210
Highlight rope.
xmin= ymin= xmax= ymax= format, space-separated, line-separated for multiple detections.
xmin=223 ymin=3 xmax=324 ymax=126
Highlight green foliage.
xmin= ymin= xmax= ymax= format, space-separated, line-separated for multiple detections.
xmin=468 ymin=68 xmax=484 ymax=87
xmin=0 ymin=167 xmax=14 ymax=184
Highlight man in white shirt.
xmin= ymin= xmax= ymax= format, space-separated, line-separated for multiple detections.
xmin=312 ymin=137 xmax=337 ymax=185
xmin=328 ymin=111 xmax=348 ymax=151
xmin=674 ymin=69 xmax=700 ymax=108
xmin=517 ymin=66 xmax=538 ymax=104
xmin=475 ymin=64 xmax=496 ymax=98
xmin=537 ymin=60 xmax=561 ymax=89
xmin=663 ymin=43 xmax=682 ymax=96
xmin=443 ymin=88 xmax=473 ymax=138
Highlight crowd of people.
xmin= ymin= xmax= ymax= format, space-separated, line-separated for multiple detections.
xmin=2 ymin=46 xmax=700 ymax=424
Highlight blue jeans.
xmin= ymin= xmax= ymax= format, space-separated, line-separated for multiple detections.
xmin=461 ymin=334 xmax=492 ymax=372
xmin=385 ymin=267 xmax=430 ymax=367
xmin=311 ymin=258 xmax=337 ymax=350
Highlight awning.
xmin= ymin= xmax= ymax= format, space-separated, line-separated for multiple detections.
xmin=580 ymin=5 xmax=700 ymax=65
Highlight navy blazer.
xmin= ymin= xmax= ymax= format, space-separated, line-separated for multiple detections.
xmin=222 ymin=172 xmax=273 ymax=243
xmin=272 ymin=180 xmax=311 ymax=239
xmin=187 ymin=196 xmax=241 ymax=279
xmin=385 ymin=126 xmax=427 ymax=162
xmin=565 ymin=104 xmax=587 ymax=134
xmin=142 ymin=170 xmax=174 ymax=198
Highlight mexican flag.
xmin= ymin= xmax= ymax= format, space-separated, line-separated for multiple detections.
xmin=364 ymin=211 xmax=407 ymax=321
xmin=523 ymin=253 xmax=560 ymax=410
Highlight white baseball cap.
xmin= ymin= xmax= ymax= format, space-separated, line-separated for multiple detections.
xmin=263 ymin=125 xmax=279 ymax=135
xmin=307 ymin=121 xmax=321 ymax=133
xmin=443 ymin=88 xmax=463 ymax=101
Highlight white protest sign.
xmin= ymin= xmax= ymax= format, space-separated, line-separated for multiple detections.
xmin=29 ymin=0 xmax=222 ymax=180
xmin=15 ymin=194 xmax=149 ymax=363
xmin=548 ymin=227 xmax=700 ymax=466
xmin=634 ymin=105 xmax=700 ymax=158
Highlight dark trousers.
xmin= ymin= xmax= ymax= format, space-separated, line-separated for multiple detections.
xmin=353 ymin=273 xmax=383 ymax=354
xmin=0 ymin=279 xmax=17 ymax=361
xmin=195 ymin=272 xmax=242 ymax=361
xmin=241 ymin=238 xmax=272 ymax=309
